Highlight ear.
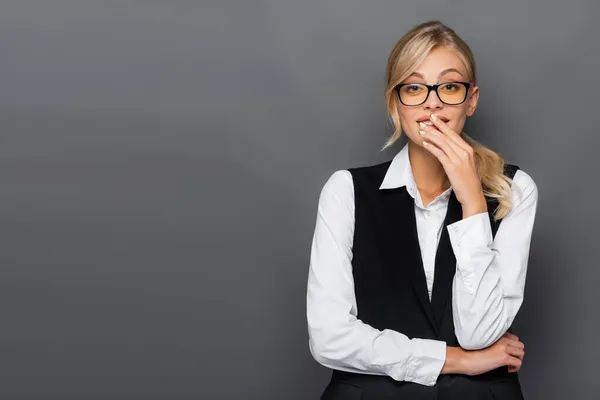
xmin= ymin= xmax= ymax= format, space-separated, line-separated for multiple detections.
xmin=466 ymin=85 xmax=479 ymax=116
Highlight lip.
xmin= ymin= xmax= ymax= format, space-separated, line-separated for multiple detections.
xmin=416 ymin=115 xmax=449 ymax=123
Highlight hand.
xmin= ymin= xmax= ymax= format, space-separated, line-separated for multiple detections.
xmin=463 ymin=332 xmax=525 ymax=376
xmin=503 ymin=333 xmax=525 ymax=373
xmin=419 ymin=113 xmax=487 ymax=215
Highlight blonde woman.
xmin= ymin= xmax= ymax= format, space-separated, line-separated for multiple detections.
xmin=306 ymin=20 xmax=538 ymax=399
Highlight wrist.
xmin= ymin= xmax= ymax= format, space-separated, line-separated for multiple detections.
xmin=441 ymin=346 xmax=470 ymax=375
xmin=462 ymin=198 xmax=487 ymax=219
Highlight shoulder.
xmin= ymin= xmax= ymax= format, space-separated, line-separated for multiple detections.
xmin=512 ymin=168 xmax=538 ymax=197
xmin=322 ymin=169 xmax=353 ymax=191
xmin=347 ymin=160 xmax=392 ymax=190
xmin=318 ymin=169 xmax=354 ymax=206
xmin=320 ymin=159 xmax=391 ymax=197
xmin=510 ymin=167 xmax=539 ymax=209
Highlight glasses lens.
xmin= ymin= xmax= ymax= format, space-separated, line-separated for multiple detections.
xmin=437 ymin=82 xmax=467 ymax=105
xmin=398 ymin=84 xmax=427 ymax=105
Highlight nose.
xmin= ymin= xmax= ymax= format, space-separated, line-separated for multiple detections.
xmin=422 ymin=87 xmax=444 ymax=111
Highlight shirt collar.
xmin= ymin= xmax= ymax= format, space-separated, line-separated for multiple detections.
xmin=378 ymin=142 xmax=452 ymax=200
xmin=379 ymin=142 xmax=414 ymax=190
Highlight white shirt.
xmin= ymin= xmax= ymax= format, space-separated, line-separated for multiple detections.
xmin=306 ymin=142 xmax=538 ymax=387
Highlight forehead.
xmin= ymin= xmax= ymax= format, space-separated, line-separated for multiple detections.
xmin=410 ymin=46 xmax=468 ymax=80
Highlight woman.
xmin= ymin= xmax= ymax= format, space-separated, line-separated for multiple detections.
xmin=306 ymin=20 xmax=538 ymax=399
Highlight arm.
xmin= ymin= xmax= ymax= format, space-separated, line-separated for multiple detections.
xmin=442 ymin=346 xmax=470 ymax=374
xmin=447 ymin=170 xmax=539 ymax=350
xmin=307 ymin=170 xmax=447 ymax=386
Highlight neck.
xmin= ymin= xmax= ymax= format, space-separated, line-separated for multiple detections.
xmin=407 ymin=140 xmax=451 ymax=195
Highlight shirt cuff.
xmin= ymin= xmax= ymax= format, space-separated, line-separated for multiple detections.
xmin=400 ymin=339 xmax=446 ymax=386
xmin=447 ymin=212 xmax=493 ymax=265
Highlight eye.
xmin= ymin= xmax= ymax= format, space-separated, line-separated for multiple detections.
xmin=440 ymin=83 xmax=460 ymax=92
xmin=403 ymin=84 xmax=425 ymax=93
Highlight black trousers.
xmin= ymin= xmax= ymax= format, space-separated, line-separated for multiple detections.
xmin=321 ymin=368 xmax=524 ymax=400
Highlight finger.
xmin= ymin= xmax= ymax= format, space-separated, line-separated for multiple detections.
xmin=504 ymin=338 xmax=525 ymax=350
xmin=507 ymin=346 xmax=525 ymax=360
xmin=428 ymin=113 xmax=461 ymax=138
xmin=421 ymin=140 xmax=450 ymax=166
xmin=419 ymin=126 xmax=460 ymax=160
xmin=505 ymin=355 xmax=522 ymax=370
xmin=503 ymin=332 xmax=519 ymax=341
xmin=421 ymin=123 xmax=471 ymax=162
xmin=429 ymin=113 xmax=472 ymax=152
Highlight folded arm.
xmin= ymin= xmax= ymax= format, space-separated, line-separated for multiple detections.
xmin=447 ymin=170 xmax=539 ymax=350
xmin=307 ymin=170 xmax=447 ymax=386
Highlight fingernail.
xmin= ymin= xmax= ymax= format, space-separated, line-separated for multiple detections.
xmin=430 ymin=113 xmax=437 ymax=120
xmin=419 ymin=130 xmax=426 ymax=136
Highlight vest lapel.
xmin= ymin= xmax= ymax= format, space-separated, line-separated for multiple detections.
xmin=430 ymin=189 xmax=463 ymax=331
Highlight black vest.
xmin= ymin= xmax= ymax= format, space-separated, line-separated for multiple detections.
xmin=321 ymin=161 xmax=524 ymax=400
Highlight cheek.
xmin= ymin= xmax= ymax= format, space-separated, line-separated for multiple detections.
xmin=449 ymin=108 xmax=468 ymax=125
xmin=450 ymin=116 xmax=467 ymax=132
xmin=398 ymin=110 xmax=417 ymax=128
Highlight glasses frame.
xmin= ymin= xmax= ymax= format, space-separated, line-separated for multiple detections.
xmin=395 ymin=81 xmax=472 ymax=106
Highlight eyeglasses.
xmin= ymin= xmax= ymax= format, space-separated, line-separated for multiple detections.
xmin=395 ymin=81 xmax=472 ymax=106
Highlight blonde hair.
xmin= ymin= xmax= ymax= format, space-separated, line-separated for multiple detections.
xmin=382 ymin=20 xmax=519 ymax=221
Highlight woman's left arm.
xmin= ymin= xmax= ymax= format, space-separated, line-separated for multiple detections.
xmin=447 ymin=170 xmax=539 ymax=350
xmin=420 ymin=114 xmax=540 ymax=350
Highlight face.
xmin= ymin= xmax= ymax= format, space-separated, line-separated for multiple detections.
xmin=396 ymin=46 xmax=479 ymax=146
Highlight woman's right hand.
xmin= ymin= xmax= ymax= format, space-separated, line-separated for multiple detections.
xmin=463 ymin=332 xmax=525 ymax=376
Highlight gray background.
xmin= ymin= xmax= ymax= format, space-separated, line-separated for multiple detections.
xmin=0 ymin=1 xmax=598 ymax=399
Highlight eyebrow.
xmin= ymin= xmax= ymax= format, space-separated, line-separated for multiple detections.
xmin=407 ymin=68 xmax=465 ymax=80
